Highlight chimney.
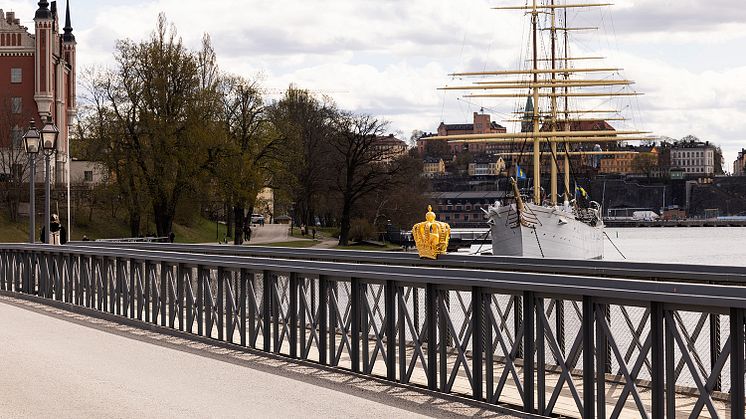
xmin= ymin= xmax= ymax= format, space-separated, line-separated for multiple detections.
xmin=6 ymin=11 xmax=14 ymax=24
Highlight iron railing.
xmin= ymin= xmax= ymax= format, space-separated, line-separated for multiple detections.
xmin=1 ymin=243 xmax=744 ymax=418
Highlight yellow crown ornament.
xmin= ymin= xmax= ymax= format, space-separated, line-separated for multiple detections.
xmin=412 ymin=205 xmax=451 ymax=260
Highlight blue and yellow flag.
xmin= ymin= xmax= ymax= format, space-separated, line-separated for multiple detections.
xmin=515 ymin=164 xmax=527 ymax=179
xmin=575 ymin=186 xmax=587 ymax=198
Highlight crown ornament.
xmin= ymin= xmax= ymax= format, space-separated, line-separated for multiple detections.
xmin=412 ymin=205 xmax=451 ymax=260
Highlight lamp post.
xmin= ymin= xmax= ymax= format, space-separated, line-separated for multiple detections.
xmin=23 ymin=120 xmax=41 ymax=243
xmin=40 ymin=116 xmax=59 ymax=244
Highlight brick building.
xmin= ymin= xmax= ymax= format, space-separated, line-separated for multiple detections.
xmin=0 ymin=1 xmax=76 ymax=183
xmin=372 ymin=134 xmax=407 ymax=163
xmin=417 ymin=112 xmax=507 ymax=156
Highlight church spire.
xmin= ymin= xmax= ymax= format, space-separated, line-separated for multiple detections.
xmin=63 ymin=0 xmax=75 ymax=42
xmin=35 ymin=0 xmax=52 ymax=20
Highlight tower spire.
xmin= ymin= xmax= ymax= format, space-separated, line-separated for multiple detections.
xmin=63 ymin=0 xmax=75 ymax=42
xmin=35 ymin=0 xmax=51 ymax=20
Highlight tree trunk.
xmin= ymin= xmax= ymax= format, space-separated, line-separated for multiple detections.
xmin=153 ymin=200 xmax=174 ymax=237
xmin=338 ymin=194 xmax=352 ymax=246
xmin=233 ymin=201 xmax=245 ymax=245
xmin=128 ymin=213 xmax=140 ymax=237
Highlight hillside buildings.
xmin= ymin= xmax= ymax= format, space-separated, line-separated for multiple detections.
xmin=734 ymin=149 xmax=745 ymax=176
xmin=417 ymin=112 xmax=507 ymax=156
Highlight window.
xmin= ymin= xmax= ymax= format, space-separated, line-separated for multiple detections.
xmin=11 ymin=127 xmax=23 ymax=148
xmin=11 ymin=68 xmax=21 ymax=83
xmin=11 ymin=97 xmax=21 ymax=114
xmin=84 ymin=171 xmax=93 ymax=182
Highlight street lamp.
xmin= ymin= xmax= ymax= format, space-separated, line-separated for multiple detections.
xmin=23 ymin=120 xmax=41 ymax=243
xmin=40 ymin=116 xmax=59 ymax=244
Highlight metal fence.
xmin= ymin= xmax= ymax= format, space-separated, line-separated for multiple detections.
xmin=1 ymin=244 xmax=744 ymax=418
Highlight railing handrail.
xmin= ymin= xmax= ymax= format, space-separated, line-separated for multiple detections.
xmin=65 ymin=241 xmax=746 ymax=285
xmin=3 ymin=243 xmax=746 ymax=310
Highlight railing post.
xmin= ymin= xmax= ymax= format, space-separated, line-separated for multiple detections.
xmin=524 ymin=291 xmax=535 ymax=414
xmin=177 ymin=264 xmax=185 ymax=331
xmin=537 ymin=297 xmax=545 ymax=414
xmin=240 ymin=269 xmax=248 ymax=347
xmin=160 ymin=262 xmax=168 ymax=327
xmin=262 ymin=270 xmax=271 ymax=352
xmin=709 ymin=312 xmax=721 ymax=391
xmin=385 ymin=279 xmax=396 ymax=381
xmin=556 ymin=298 xmax=565 ymax=355
xmin=582 ymin=295 xmax=594 ymax=419
xmin=730 ymin=308 xmax=745 ymax=419
xmin=426 ymin=283 xmax=437 ymax=391
xmin=217 ymin=267 xmax=225 ymax=341
xmin=665 ymin=304 xmax=676 ymax=419
xmin=289 ymin=272 xmax=298 ymax=358
xmin=439 ymin=289 xmax=448 ymax=391
xmin=595 ymin=302 xmax=607 ymax=419
xmin=650 ymin=301 xmax=665 ymax=419
xmin=350 ymin=277 xmax=360 ymax=373
xmin=472 ymin=286 xmax=484 ymax=401
xmin=197 ymin=265 xmax=204 ymax=336
xmin=318 ymin=275 xmax=328 ymax=365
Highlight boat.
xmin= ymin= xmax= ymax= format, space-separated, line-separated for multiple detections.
xmin=427 ymin=1 xmax=653 ymax=259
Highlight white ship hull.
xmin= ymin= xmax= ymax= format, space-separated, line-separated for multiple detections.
xmin=488 ymin=203 xmax=604 ymax=259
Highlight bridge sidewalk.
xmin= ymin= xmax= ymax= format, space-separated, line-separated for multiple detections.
xmin=0 ymin=295 xmax=522 ymax=419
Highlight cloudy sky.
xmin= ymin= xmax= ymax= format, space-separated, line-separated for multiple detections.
xmin=5 ymin=0 xmax=746 ymax=169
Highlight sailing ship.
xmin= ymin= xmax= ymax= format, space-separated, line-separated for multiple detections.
xmin=428 ymin=1 xmax=653 ymax=259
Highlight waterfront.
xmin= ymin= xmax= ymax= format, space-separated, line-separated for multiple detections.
xmin=603 ymin=227 xmax=746 ymax=266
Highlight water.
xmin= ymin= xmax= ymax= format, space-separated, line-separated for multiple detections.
xmin=603 ymin=227 xmax=746 ymax=266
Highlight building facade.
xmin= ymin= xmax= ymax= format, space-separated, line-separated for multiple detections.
xmin=734 ymin=149 xmax=745 ymax=176
xmin=468 ymin=155 xmax=505 ymax=177
xmin=0 ymin=1 xmax=76 ymax=183
xmin=422 ymin=156 xmax=445 ymax=177
xmin=417 ymin=112 xmax=507 ymax=156
xmin=668 ymin=136 xmax=716 ymax=176
xmin=373 ymin=134 xmax=407 ymax=163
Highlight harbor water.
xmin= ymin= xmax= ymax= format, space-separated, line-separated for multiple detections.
xmin=602 ymin=227 xmax=746 ymax=266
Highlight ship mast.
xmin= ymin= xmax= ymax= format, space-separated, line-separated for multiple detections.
xmin=430 ymin=1 xmax=653 ymax=205
xmin=563 ymin=2 xmax=571 ymax=201
xmin=549 ymin=0 xmax=559 ymax=205
xmin=531 ymin=0 xmax=541 ymax=204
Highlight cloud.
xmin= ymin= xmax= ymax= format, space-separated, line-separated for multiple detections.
xmin=14 ymin=0 xmax=742 ymax=168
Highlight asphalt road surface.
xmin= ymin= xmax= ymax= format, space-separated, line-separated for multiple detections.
xmin=0 ymin=300 xmax=434 ymax=419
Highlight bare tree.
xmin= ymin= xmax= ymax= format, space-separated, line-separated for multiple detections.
xmin=0 ymin=98 xmax=35 ymax=222
xmin=331 ymin=112 xmax=408 ymax=246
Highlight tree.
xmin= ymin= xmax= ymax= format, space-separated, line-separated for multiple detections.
xmin=81 ymin=15 xmax=221 ymax=236
xmin=331 ymin=112 xmax=408 ymax=246
xmin=0 ymin=97 xmax=34 ymax=222
xmin=215 ymin=74 xmax=283 ymax=244
xmin=632 ymin=152 xmax=658 ymax=178
xmin=270 ymin=87 xmax=337 ymax=230
xmin=423 ymin=138 xmax=451 ymax=160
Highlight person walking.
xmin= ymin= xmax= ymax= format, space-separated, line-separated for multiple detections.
xmin=40 ymin=214 xmax=67 ymax=245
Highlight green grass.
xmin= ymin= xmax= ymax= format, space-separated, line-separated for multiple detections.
xmin=0 ymin=210 xmax=231 ymax=244
xmin=289 ymin=226 xmax=337 ymax=240
xmin=0 ymin=214 xmax=28 ymax=242
xmin=251 ymin=240 xmax=320 ymax=248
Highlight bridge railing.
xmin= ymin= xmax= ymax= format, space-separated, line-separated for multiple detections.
xmin=1 ymin=244 xmax=744 ymax=418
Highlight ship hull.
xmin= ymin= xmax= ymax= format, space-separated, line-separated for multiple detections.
xmin=489 ymin=203 xmax=604 ymax=259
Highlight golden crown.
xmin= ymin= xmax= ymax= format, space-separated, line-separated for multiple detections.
xmin=412 ymin=205 xmax=451 ymax=260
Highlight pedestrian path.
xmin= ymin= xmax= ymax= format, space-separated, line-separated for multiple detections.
xmin=0 ymin=298 xmax=518 ymax=418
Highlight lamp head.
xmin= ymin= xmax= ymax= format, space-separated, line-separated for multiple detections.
xmin=22 ymin=120 xmax=41 ymax=155
xmin=40 ymin=116 xmax=59 ymax=152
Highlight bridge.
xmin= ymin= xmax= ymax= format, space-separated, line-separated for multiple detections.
xmin=1 ymin=243 xmax=744 ymax=418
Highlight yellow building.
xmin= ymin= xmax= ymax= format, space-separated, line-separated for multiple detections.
xmin=468 ymin=156 xmax=505 ymax=177
xmin=423 ymin=157 xmax=445 ymax=177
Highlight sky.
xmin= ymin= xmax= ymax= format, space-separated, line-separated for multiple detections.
xmin=4 ymin=0 xmax=746 ymax=169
